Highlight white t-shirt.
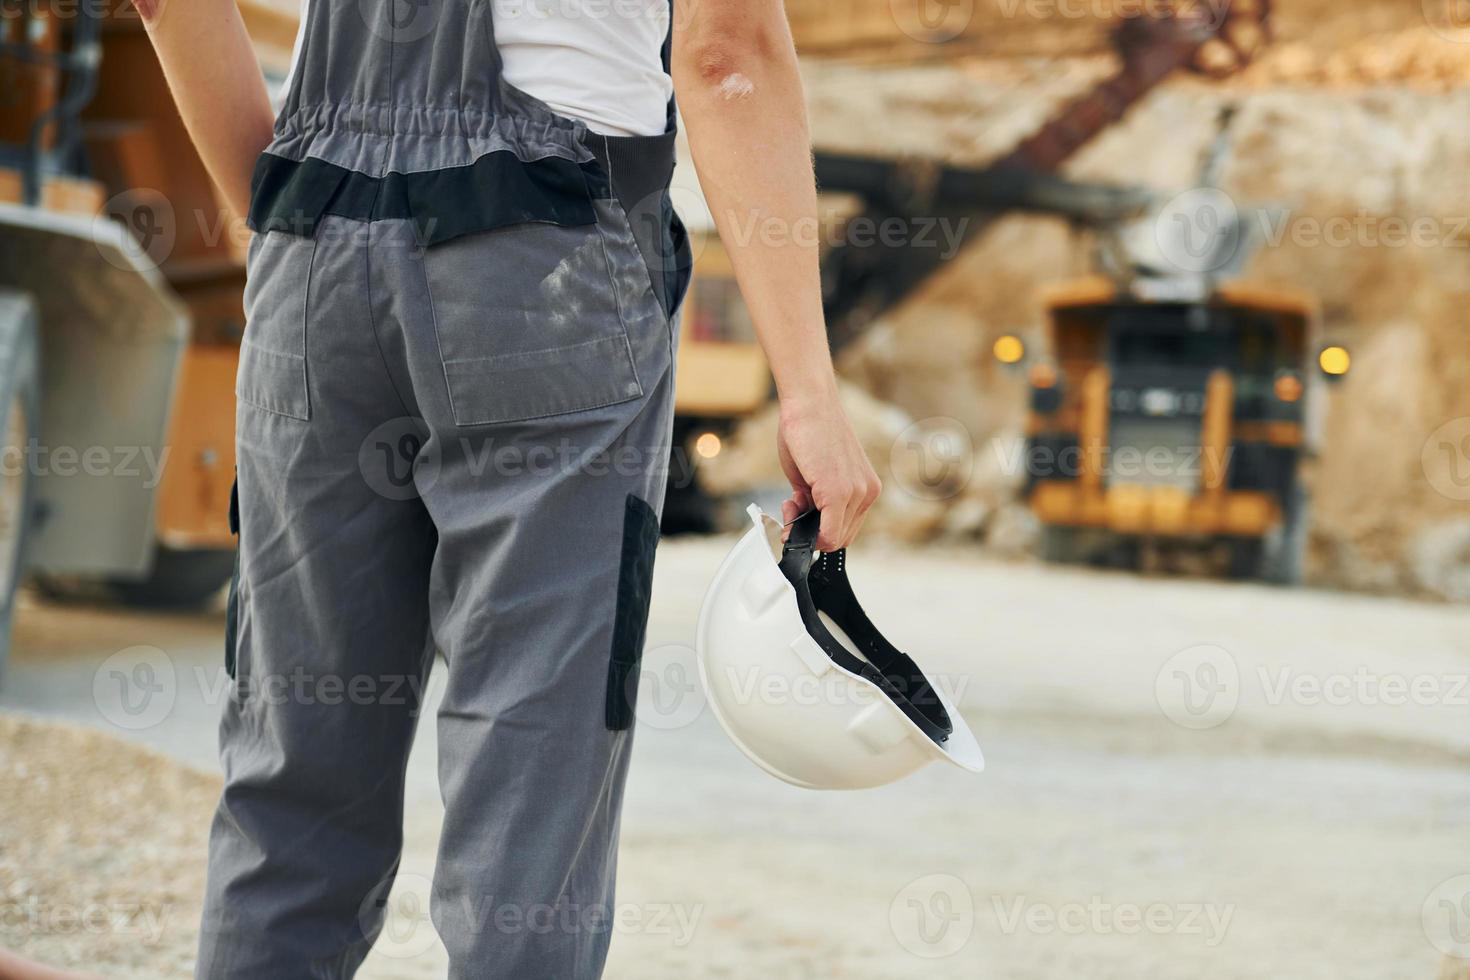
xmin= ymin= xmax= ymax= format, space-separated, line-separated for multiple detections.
xmin=495 ymin=0 xmax=673 ymax=137
xmin=278 ymin=0 xmax=673 ymax=139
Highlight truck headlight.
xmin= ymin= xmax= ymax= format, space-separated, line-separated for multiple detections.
xmin=1318 ymin=345 xmax=1350 ymax=378
xmin=993 ymin=334 xmax=1025 ymax=365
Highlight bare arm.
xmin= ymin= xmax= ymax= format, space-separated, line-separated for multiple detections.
xmin=673 ymin=1 xmax=880 ymax=550
xmin=137 ymin=0 xmax=275 ymax=220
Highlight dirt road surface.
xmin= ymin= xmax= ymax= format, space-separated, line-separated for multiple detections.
xmin=2 ymin=538 xmax=1467 ymax=979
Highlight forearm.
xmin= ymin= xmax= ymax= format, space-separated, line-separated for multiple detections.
xmin=138 ymin=0 xmax=275 ymax=220
xmin=673 ymin=4 xmax=837 ymax=411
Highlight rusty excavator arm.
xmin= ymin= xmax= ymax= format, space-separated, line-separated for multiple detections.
xmin=815 ymin=0 xmax=1270 ymax=354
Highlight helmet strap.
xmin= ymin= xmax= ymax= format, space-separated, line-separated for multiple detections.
xmin=776 ymin=509 xmax=954 ymax=744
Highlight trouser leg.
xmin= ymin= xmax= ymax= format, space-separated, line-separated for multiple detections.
xmin=368 ymin=212 xmax=679 ymax=978
xmin=196 ymin=220 xmax=437 ymax=978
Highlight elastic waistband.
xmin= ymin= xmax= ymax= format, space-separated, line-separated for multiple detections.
xmin=582 ymin=129 xmax=679 ymax=217
xmin=247 ymin=125 xmax=680 ymax=248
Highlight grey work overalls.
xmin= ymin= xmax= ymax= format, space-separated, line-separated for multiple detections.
xmin=195 ymin=0 xmax=690 ymax=975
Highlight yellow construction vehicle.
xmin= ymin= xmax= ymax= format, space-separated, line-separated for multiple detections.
xmin=1014 ymin=275 xmax=1348 ymax=582
xmin=660 ymin=228 xmax=769 ymax=530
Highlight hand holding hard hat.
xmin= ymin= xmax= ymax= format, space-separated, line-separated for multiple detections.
xmin=696 ymin=506 xmax=984 ymax=789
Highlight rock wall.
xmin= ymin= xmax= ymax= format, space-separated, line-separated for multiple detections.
xmin=827 ymin=80 xmax=1470 ymax=598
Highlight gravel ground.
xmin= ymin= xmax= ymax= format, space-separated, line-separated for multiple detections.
xmin=2 ymin=538 xmax=1468 ymax=978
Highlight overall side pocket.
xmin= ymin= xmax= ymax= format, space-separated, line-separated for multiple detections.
xmin=237 ymin=230 xmax=316 ymax=421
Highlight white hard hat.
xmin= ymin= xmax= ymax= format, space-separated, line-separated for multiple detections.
xmin=695 ymin=505 xmax=984 ymax=789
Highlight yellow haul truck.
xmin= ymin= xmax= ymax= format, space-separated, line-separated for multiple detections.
xmin=0 ymin=0 xmax=766 ymax=676
xmin=1017 ymin=275 xmax=1347 ymax=584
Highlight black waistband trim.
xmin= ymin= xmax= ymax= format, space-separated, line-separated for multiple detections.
xmin=247 ymin=127 xmax=684 ymax=252
xmin=247 ymin=147 xmax=609 ymax=245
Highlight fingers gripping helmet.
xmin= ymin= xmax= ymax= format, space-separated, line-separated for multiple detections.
xmin=696 ymin=506 xmax=984 ymax=789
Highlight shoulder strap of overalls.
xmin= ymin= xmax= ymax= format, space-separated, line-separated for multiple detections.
xmin=662 ymin=0 xmax=677 ymax=132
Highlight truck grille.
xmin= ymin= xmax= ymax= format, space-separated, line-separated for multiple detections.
xmin=1106 ymin=416 xmax=1204 ymax=492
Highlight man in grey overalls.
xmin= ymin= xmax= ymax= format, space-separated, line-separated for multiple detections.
xmin=140 ymin=0 xmax=883 ymax=975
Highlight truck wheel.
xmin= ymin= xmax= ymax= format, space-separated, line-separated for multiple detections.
xmin=1224 ymin=538 xmax=1264 ymax=580
xmin=0 ymin=291 xmax=42 ymax=683
xmin=103 ymin=545 xmax=237 ymax=609
xmin=1260 ymin=484 xmax=1310 ymax=586
xmin=1041 ymin=525 xmax=1084 ymax=564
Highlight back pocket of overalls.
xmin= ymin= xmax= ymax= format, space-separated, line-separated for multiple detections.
xmin=238 ymin=230 xmax=315 ymax=421
xmin=422 ymin=222 xmax=643 ymax=426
